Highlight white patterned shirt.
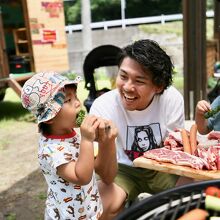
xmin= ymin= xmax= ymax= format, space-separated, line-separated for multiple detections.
xmin=38 ymin=130 xmax=103 ymax=220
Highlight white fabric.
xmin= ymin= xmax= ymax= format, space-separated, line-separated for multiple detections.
xmin=90 ymin=86 xmax=184 ymax=166
xmin=38 ymin=130 xmax=103 ymax=220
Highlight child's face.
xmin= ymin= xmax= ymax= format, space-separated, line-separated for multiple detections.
xmin=50 ymin=86 xmax=81 ymax=134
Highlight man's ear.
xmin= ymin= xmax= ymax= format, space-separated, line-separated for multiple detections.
xmin=44 ymin=119 xmax=53 ymax=124
xmin=155 ymin=86 xmax=164 ymax=94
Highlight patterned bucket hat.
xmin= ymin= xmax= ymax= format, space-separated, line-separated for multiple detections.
xmin=21 ymin=71 xmax=81 ymax=123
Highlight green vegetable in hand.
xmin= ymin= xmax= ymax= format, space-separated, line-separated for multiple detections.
xmin=204 ymin=106 xmax=220 ymax=119
xmin=76 ymin=109 xmax=86 ymax=126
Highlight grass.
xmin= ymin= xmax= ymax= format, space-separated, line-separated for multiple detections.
xmin=139 ymin=18 xmax=214 ymax=39
xmin=0 ymin=89 xmax=31 ymax=127
xmin=139 ymin=20 xmax=183 ymax=36
xmin=173 ymin=75 xmax=183 ymax=90
xmin=5 ymin=213 xmax=16 ymax=220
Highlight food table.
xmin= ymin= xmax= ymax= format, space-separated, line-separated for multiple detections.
xmin=133 ymin=157 xmax=220 ymax=180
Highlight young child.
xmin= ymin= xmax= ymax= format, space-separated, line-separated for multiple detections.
xmin=21 ymin=72 xmax=123 ymax=220
xmin=195 ymin=97 xmax=220 ymax=135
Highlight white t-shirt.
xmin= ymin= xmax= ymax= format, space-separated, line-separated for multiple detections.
xmin=90 ymin=86 xmax=184 ymax=166
xmin=38 ymin=130 xmax=103 ymax=220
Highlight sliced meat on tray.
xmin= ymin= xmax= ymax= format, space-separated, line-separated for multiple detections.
xmin=143 ymin=148 xmax=205 ymax=170
xmin=196 ymin=146 xmax=220 ymax=170
xmin=207 ymin=131 xmax=220 ymax=140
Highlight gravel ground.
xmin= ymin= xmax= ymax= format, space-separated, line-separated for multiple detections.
xmin=0 ymin=121 xmax=47 ymax=220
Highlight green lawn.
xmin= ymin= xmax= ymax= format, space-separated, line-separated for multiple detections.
xmin=139 ymin=18 xmax=214 ymax=39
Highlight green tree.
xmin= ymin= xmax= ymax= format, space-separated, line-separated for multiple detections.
xmin=207 ymin=0 xmax=214 ymax=10
xmin=65 ymin=0 xmax=81 ymax=24
xmin=91 ymin=0 xmax=121 ymax=21
xmin=64 ymin=0 xmax=182 ymax=25
xmin=125 ymin=0 xmax=182 ymax=18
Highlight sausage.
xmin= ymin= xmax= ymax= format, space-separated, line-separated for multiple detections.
xmin=177 ymin=208 xmax=209 ymax=220
xmin=181 ymin=129 xmax=191 ymax=154
xmin=189 ymin=124 xmax=198 ymax=154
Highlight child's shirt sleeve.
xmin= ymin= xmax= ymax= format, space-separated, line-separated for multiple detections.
xmin=39 ymin=136 xmax=80 ymax=176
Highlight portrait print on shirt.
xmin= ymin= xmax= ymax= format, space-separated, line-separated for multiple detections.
xmin=125 ymin=123 xmax=162 ymax=161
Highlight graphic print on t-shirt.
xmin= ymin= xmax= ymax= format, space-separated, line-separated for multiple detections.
xmin=125 ymin=123 xmax=162 ymax=161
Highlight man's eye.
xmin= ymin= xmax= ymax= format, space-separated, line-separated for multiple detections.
xmin=120 ymin=74 xmax=127 ymax=80
xmin=136 ymin=80 xmax=145 ymax=84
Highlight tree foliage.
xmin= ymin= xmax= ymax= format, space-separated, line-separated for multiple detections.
xmin=64 ymin=0 xmax=183 ymax=25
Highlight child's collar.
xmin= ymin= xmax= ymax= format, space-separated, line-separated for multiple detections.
xmin=43 ymin=129 xmax=76 ymax=139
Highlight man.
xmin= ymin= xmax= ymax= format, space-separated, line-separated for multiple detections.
xmin=90 ymin=39 xmax=185 ymax=204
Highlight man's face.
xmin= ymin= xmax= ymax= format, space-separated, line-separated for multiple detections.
xmin=116 ymin=57 xmax=162 ymax=111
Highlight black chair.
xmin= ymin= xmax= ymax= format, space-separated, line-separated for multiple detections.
xmin=83 ymin=44 xmax=122 ymax=112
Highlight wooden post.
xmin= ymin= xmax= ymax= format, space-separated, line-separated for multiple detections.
xmin=183 ymin=0 xmax=207 ymax=120
xmin=21 ymin=0 xmax=35 ymax=72
xmin=0 ymin=8 xmax=9 ymax=80
xmin=214 ymin=0 xmax=220 ymax=60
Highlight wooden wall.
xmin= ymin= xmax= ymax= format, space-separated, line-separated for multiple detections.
xmin=25 ymin=0 xmax=69 ymax=72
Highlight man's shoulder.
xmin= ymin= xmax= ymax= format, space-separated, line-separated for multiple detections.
xmin=164 ymin=86 xmax=183 ymax=98
xmin=156 ymin=86 xmax=183 ymax=107
xmin=93 ymin=89 xmax=118 ymax=103
xmin=90 ymin=89 xmax=120 ymax=114
xmin=213 ymin=95 xmax=220 ymax=103
xmin=211 ymin=95 xmax=220 ymax=107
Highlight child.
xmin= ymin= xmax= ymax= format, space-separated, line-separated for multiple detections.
xmin=195 ymin=98 xmax=220 ymax=135
xmin=21 ymin=72 xmax=124 ymax=220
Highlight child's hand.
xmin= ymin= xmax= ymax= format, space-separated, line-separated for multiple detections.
xmin=196 ymin=100 xmax=211 ymax=116
xmin=80 ymin=115 xmax=100 ymax=142
xmin=96 ymin=119 xmax=118 ymax=143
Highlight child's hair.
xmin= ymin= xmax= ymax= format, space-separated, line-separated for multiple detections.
xmin=38 ymin=122 xmax=51 ymax=134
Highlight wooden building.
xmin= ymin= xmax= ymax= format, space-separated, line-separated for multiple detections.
xmin=0 ymin=0 xmax=69 ymax=99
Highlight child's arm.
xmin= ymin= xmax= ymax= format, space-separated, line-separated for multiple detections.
xmin=95 ymin=119 xmax=118 ymax=185
xmin=195 ymin=100 xmax=211 ymax=135
xmin=57 ymin=115 xmax=99 ymax=185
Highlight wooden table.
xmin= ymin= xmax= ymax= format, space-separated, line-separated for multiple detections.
xmin=133 ymin=157 xmax=220 ymax=180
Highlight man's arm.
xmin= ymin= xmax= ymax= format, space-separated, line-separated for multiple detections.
xmin=94 ymin=120 xmax=118 ymax=185
xmin=195 ymin=100 xmax=211 ymax=135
